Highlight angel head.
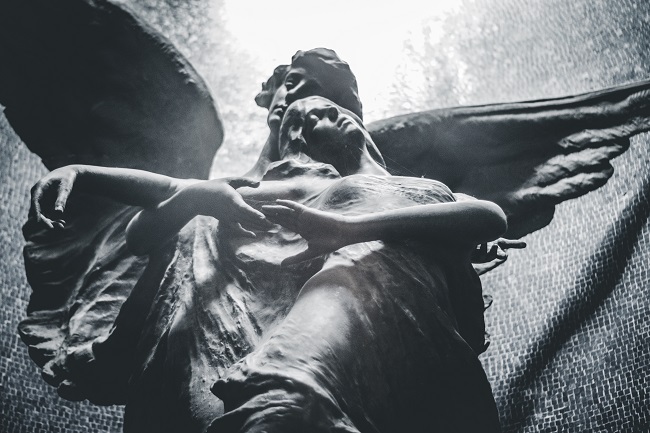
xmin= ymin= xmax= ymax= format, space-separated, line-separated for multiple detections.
xmin=256 ymin=48 xmax=364 ymax=130
xmin=278 ymin=96 xmax=385 ymax=175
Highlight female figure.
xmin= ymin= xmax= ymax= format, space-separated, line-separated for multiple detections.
xmin=206 ymin=96 xmax=506 ymax=432
xmin=29 ymin=95 xmax=505 ymax=432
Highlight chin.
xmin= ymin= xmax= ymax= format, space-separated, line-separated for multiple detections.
xmin=348 ymin=127 xmax=366 ymax=145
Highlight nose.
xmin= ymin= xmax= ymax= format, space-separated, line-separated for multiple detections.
xmin=307 ymin=106 xmax=339 ymax=123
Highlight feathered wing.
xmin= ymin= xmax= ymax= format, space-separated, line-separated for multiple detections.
xmin=367 ymin=80 xmax=650 ymax=238
xmin=0 ymin=0 xmax=223 ymax=403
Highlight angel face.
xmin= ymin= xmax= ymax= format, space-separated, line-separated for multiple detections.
xmin=267 ymin=66 xmax=325 ymax=129
xmin=279 ymin=97 xmax=380 ymax=175
xmin=262 ymin=48 xmax=363 ymax=133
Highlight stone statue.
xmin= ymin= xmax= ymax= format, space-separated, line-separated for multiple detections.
xmin=3 ymin=1 xmax=650 ymax=432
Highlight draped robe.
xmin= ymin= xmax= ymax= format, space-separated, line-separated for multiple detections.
xmin=25 ymin=159 xmax=500 ymax=433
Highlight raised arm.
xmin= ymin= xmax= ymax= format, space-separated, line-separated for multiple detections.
xmin=262 ymin=199 xmax=507 ymax=265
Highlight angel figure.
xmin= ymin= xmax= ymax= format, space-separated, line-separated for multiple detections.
xmin=21 ymin=59 xmax=508 ymax=433
xmin=3 ymin=1 xmax=650 ymax=433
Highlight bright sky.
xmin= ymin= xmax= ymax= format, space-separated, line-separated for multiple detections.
xmin=218 ymin=0 xmax=463 ymax=120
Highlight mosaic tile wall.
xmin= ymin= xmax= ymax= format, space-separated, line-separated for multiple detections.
xmin=1 ymin=0 xmax=649 ymax=431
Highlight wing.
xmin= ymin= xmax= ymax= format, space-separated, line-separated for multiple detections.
xmin=0 ymin=0 xmax=222 ymax=177
xmin=367 ymin=79 xmax=650 ymax=238
xmin=0 ymin=0 xmax=223 ymax=403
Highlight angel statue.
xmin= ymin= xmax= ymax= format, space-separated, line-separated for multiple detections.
xmin=2 ymin=1 xmax=650 ymax=433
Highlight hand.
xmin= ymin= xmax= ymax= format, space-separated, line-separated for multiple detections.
xmin=29 ymin=165 xmax=80 ymax=229
xmin=185 ymin=177 xmax=271 ymax=237
xmin=262 ymin=200 xmax=350 ymax=265
xmin=472 ymin=237 xmax=527 ymax=275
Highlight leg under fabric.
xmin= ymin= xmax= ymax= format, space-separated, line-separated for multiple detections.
xmin=208 ymin=265 xmax=500 ymax=433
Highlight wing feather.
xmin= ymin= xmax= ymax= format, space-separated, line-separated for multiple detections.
xmin=368 ymin=80 xmax=650 ymax=237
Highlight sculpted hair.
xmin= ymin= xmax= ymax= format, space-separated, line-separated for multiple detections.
xmin=291 ymin=48 xmax=363 ymax=120
xmin=256 ymin=48 xmax=364 ymax=120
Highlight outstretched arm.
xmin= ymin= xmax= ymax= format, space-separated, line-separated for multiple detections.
xmin=262 ymin=199 xmax=507 ymax=265
xmin=31 ymin=164 xmax=270 ymax=256
xmin=30 ymin=164 xmax=198 ymax=228
xmin=126 ymin=178 xmax=270 ymax=255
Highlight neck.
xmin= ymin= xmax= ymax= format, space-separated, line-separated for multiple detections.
xmin=336 ymin=150 xmax=389 ymax=176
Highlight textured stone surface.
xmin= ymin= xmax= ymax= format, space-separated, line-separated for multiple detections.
xmin=1 ymin=0 xmax=650 ymax=432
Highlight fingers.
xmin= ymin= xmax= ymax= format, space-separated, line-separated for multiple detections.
xmin=223 ymin=222 xmax=256 ymax=238
xmin=497 ymin=238 xmax=527 ymax=249
xmin=30 ymin=181 xmax=45 ymax=221
xmin=53 ymin=181 xmax=72 ymax=214
xmin=230 ymin=195 xmax=272 ymax=230
xmin=262 ymin=199 xmax=310 ymax=231
xmin=489 ymin=255 xmax=507 ymax=268
xmin=261 ymin=204 xmax=297 ymax=217
xmin=40 ymin=215 xmax=55 ymax=230
xmin=226 ymin=177 xmax=261 ymax=189
xmin=474 ymin=255 xmax=508 ymax=275
xmin=474 ymin=238 xmax=525 ymax=263
xmin=261 ymin=204 xmax=299 ymax=231
xmin=34 ymin=215 xmax=65 ymax=231
xmin=236 ymin=213 xmax=271 ymax=232
xmin=475 ymin=258 xmax=506 ymax=275
xmin=275 ymin=199 xmax=308 ymax=213
xmin=474 ymin=238 xmax=524 ymax=272
xmin=30 ymin=170 xmax=75 ymax=229
xmin=30 ymin=180 xmax=62 ymax=230
xmin=262 ymin=204 xmax=298 ymax=216
xmin=239 ymin=217 xmax=272 ymax=232
xmin=52 ymin=219 xmax=66 ymax=230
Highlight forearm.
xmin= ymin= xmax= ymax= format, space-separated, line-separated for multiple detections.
xmin=73 ymin=165 xmax=197 ymax=207
xmin=125 ymin=177 xmax=268 ymax=255
xmin=346 ymin=201 xmax=507 ymax=247
xmin=261 ymin=199 xmax=508 ymax=266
